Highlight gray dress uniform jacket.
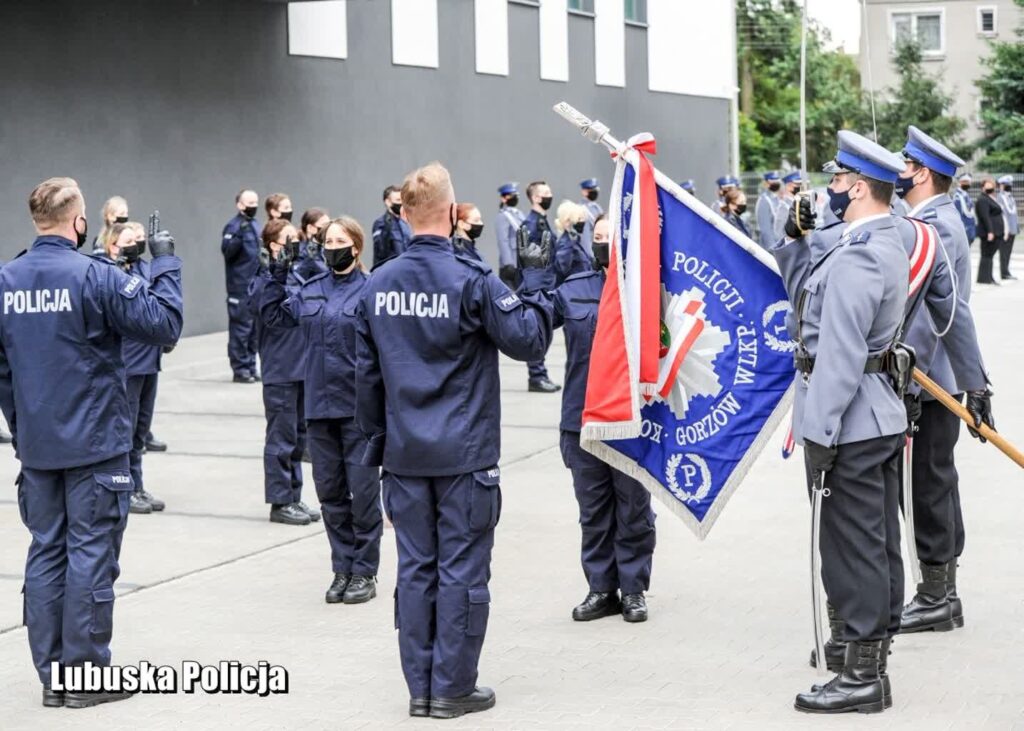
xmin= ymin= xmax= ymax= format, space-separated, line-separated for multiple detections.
xmin=494 ymin=205 xmax=525 ymax=269
xmin=772 ymin=215 xmax=909 ymax=447
xmin=756 ymin=192 xmax=780 ymax=249
xmin=1000 ymin=190 xmax=1019 ymax=235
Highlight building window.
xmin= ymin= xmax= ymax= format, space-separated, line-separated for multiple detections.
xmin=624 ymin=0 xmax=647 ymax=24
xmin=890 ymin=10 xmax=944 ymax=55
xmin=978 ymin=7 xmax=997 ymax=35
xmin=568 ymin=0 xmax=595 ymax=14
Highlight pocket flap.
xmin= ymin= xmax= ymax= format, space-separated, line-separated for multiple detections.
xmin=94 ymin=472 xmax=134 ymax=492
xmin=468 ymin=586 xmax=490 ymax=605
xmin=473 ymin=467 xmax=500 ymax=487
xmin=92 ymin=586 xmax=115 ymax=603
xmin=343 ymin=303 xmax=359 ymax=317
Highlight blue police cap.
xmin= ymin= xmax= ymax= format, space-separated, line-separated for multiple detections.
xmin=998 ymin=174 xmax=1014 ymax=185
xmin=580 ymin=178 xmax=599 ymax=190
xmin=902 ymin=125 xmax=965 ymax=178
xmin=763 ymin=170 xmax=781 ymax=182
xmin=716 ymin=176 xmax=738 ymax=188
xmin=680 ymin=179 xmax=695 ymax=192
xmin=782 ymin=170 xmax=804 ymax=184
xmin=959 ymin=173 xmax=972 ymax=183
xmin=830 ymin=130 xmax=906 ymax=184
xmin=497 ymin=182 xmax=519 ymax=195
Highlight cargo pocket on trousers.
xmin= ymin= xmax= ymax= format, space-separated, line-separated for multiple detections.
xmin=89 ymin=586 xmax=115 ymax=643
xmin=466 ymin=586 xmax=490 ymax=637
xmin=91 ymin=472 xmax=134 ymax=528
xmin=469 ymin=468 xmax=501 ymax=533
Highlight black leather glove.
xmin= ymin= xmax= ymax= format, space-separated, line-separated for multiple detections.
xmin=499 ymin=264 xmax=519 ymax=287
xmin=784 ymin=195 xmax=816 ymax=239
xmin=804 ymin=439 xmax=837 ymax=473
xmin=904 ymin=393 xmax=921 ymax=435
xmin=148 ymin=230 xmax=175 ymax=258
xmin=966 ymin=388 xmax=995 ymax=443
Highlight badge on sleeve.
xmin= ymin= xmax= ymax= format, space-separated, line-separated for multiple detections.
xmin=121 ymin=275 xmax=143 ymax=298
xmin=494 ymin=291 xmax=521 ymax=312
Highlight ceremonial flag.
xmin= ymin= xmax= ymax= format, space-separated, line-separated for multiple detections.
xmin=581 ymin=135 xmax=796 ymax=539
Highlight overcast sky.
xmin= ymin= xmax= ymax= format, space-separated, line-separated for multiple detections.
xmin=807 ymin=0 xmax=862 ymax=53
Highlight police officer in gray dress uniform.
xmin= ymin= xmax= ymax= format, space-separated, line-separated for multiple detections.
xmin=755 ymin=170 xmax=783 ymax=248
xmin=772 ymin=132 xmax=911 ymax=714
xmin=494 ymin=182 xmax=524 ymax=288
xmin=772 ymin=170 xmax=805 ymax=241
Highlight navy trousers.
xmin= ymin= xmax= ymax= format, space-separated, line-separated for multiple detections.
xmin=559 ymin=431 xmax=656 ymax=595
xmin=126 ymin=373 xmax=158 ymax=494
xmin=527 ymin=358 xmax=549 ymax=381
xmin=17 ymin=454 xmax=132 ymax=686
xmin=383 ymin=470 xmax=500 ymax=699
xmin=226 ymin=295 xmax=257 ymax=377
xmin=307 ymin=418 xmax=382 ymax=576
xmin=262 ymin=382 xmax=305 ymax=505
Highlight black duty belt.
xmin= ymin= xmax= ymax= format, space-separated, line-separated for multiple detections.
xmin=794 ymin=352 xmax=887 ymax=375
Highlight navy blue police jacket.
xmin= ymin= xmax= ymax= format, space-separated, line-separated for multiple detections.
xmin=294 ymin=240 xmax=328 ymax=284
xmin=248 ymin=265 xmax=306 ymax=385
xmin=356 ymin=234 xmax=553 ymax=476
xmin=121 ymin=258 xmax=162 ymax=377
xmin=371 ymin=212 xmax=412 ymax=266
xmin=453 ymin=236 xmax=484 ymax=263
xmin=519 ymin=210 xmax=558 ymax=292
xmin=553 ymin=230 xmax=592 ymax=282
xmin=547 ymin=269 xmax=604 ymax=433
xmin=0 ymin=236 xmax=183 ymax=470
xmin=261 ymin=264 xmax=367 ymax=420
xmin=221 ymin=213 xmax=261 ymax=296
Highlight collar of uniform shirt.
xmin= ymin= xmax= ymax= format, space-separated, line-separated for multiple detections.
xmin=908 ymin=193 xmax=946 ymax=218
xmin=843 ymin=212 xmax=891 ymax=236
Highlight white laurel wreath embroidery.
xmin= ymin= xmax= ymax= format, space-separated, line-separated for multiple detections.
xmin=762 ymin=300 xmax=797 ymax=354
xmin=664 ymin=453 xmax=713 ymax=505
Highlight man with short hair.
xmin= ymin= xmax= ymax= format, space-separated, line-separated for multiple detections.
xmin=520 ymin=180 xmax=561 ymax=393
xmin=371 ymin=185 xmax=412 ymax=268
xmin=494 ymin=182 xmax=524 ymax=288
xmin=755 ymin=170 xmax=783 ymax=248
xmin=996 ymin=174 xmax=1018 ymax=279
xmin=357 ymin=162 xmax=552 ymax=719
xmin=1 ymin=177 xmax=183 ymax=708
xmin=221 ymin=188 xmax=261 ymax=383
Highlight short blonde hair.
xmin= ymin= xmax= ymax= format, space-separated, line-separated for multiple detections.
xmin=401 ymin=162 xmax=455 ymax=227
xmin=127 ymin=221 xmax=146 ymax=237
xmin=555 ymin=199 xmax=585 ymax=235
xmin=29 ymin=177 xmax=83 ymax=228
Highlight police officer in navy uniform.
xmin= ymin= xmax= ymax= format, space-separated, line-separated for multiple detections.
xmin=953 ymin=174 xmax=977 ymax=244
xmin=579 ymin=178 xmax=603 ymax=258
xmin=221 ymin=188 xmax=261 ymax=383
xmin=893 ymin=126 xmax=994 ymax=634
xmin=371 ymin=185 xmax=412 ymax=268
xmin=755 ymin=170 xmax=783 ymax=248
xmin=262 ymin=216 xmax=383 ymax=604
xmin=539 ymin=215 xmax=656 ymax=623
xmin=1 ymin=177 xmax=182 ymax=708
xmin=493 ymin=182 xmax=524 ymax=287
xmin=772 ymin=133 xmax=912 ymax=714
xmin=356 ymin=162 xmax=552 ymax=719
xmin=997 ymin=174 xmax=1018 ymax=279
xmin=679 ymin=179 xmax=696 ymax=197
xmin=454 ymin=203 xmax=486 ymax=263
xmin=520 ymin=180 xmax=561 ymax=393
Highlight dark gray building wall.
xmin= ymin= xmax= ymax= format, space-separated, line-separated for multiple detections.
xmin=0 ymin=0 xmax=730 ymax=336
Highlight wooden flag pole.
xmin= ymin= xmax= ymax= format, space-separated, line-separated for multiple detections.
xmin=913 ymin=368 xmax=1024 ymax=468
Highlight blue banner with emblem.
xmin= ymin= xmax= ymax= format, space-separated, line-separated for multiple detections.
xmin=582 ymin=161 xmax=795 ymax=539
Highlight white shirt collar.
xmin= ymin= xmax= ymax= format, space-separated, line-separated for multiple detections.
xmin=843 ymin=212 xmax=890 ymax=235
xmin=909 ymin=193 xmax=945 ymax=217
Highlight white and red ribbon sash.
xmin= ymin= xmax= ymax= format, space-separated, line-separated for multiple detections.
xmin=906 ymin=218 xmax=937 ymax=300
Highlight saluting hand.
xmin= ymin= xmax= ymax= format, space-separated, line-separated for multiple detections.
xmin=149 ymin=230 xmax=175 ymax=258
xmin=784 ymin=196 xmax=816 ymax=239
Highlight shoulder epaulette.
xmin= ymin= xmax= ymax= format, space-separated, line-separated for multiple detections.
xmin=563 ymin=269 xmax=599 ymax=284
xmin=300 ymin=271 xmax=330 ymax=288
xmin=848 ymin=231 xmax=871 ymax=246
xmin=454 ymin=253 xmax=492 ymax=274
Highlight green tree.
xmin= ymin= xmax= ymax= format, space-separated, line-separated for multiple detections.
xmin=977 ymin=0 xmax=1024 ymax=169
xmin=872 ymin=41 xmax=967 ymax=156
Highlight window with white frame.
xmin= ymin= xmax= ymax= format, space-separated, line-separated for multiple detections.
xmin=568 ymin=0 xmax=595 ymax=13
xmin=891 ymin=9 xmax=944 ymax=55
xmin=624 ymin=0 xmax=647 ymax=24
xmin=978 ymin=7 xmax=997 ymax=35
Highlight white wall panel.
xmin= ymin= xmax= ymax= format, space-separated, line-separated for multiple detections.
xmin=539 ymin=0 xmax=569 ymax=82
xmin=594 ymin=0 xmax=625 ymax=87
xmin=475 ymin=0 xmax=509 ymax=76
xmin=287 ymin=1 xmax=348 ymax=59
xmin=648 ymin=0 xmax=735 ymax=98
xmin=391 ymin=0 xmax=439 ymax=68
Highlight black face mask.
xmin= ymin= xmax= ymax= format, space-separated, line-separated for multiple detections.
xmin=768 ymin=182 xmax=781 ymax=192
xmin=279 ymin=211 xmax=293 ymax=222
xmin=539 ymin=196 xmax=553 ymax=211
xmin=243 ymin=206 xmax=258 ymax=219
xmin=73 ymin=216 xmax=88 ymax=249
xmin=735 ymin=204 xmax=748 ymax=216
xmin=506 ymin=194 xmax=519 ymax=208
xmin=390 ymin=202 xmax=402 ymax=216
xmin=114 ymin=215 xmax=128 ymax=224
xmin=325 ymin=246 xmax=355 ymax=272
xmin=592 ymin=241 xmax=609 ymax=269
xmin=120 ymin=243 xmax=141 ymax=263
xmin=984 ymin=187 xmax=995 ymax=195
xmin=585 ymin=189 xmax=599 ymax=202
xmin=467 ymin=223 xmax=484 ymax=240
xmin=960 ymin=184 xmax=971 ymax=191
xmin=828 ymin=187 xmax=853 ymax=221
xmin=894 ymin=173 xmax=917 ymax=199
xmin=1003 ymin=185 xmax=1013 ymax=192
xmin=572 ymin=220 xmax=586 ymax=234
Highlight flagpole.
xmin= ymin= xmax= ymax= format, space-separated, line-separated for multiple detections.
xmin=799 ymin=0 xmax=808 ymax=175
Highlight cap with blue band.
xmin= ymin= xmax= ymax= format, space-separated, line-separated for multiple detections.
xmin=498 ymin=182 xmax=519 ymax=195
xmin=901 ymin=125 xmax=964 ymax=178
xmin=829 ymin=130 xmax=906 ymax=184
xmin=783 ymin=170 xmax=804 ymax=184
xmin=580 ymin=178 xmax=599 ymax=190
xmin=764 ymin=170 xmax=780 ymax=182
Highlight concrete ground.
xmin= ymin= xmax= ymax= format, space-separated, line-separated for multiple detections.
xmin=0 ymin=264 xmax=1023 ymax=730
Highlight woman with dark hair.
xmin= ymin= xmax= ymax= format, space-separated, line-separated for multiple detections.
xmin=976 ymin=178 xmax=1005 ymax=285
xmin=248 ymin=218 xmax=320 ymax=526
xmin=722 ymin=188 xmax=751 ymax=238
xmin=264 ymin=192 xmax=294 ymax=222
xmin=296 ymin=207 xmax=330 ymax=280
xmin=261 ymin=216 xmax=382 ymax=605
xmin=454 ymin=202 xmax=485 ymax=262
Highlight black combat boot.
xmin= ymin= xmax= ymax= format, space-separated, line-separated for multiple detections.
xmin=900 ymin=562 xmax=955 ymax=633
xmin=947 ymin=559 xmax=963 ymax=628
xmin=129 ymin=491 xmax=153 ymax=514
xmin=65 ymin=690 xmax=133 ymax=709
xmin=572 ymin=591 xmax=621 ymax=621
xmin=295 ymin=501 xmax=321 ymax=522
xmin=269 ymin=503 xmax=311 ymax=525
xmin=795 ymin=640 xmax=886 ymax=714
xmin=879 ymin=637 xmax=892 ymax=709
xmin=41 ymin=686 xmax=64 ymax=707
xmin=325 ymin=573 xmax=350 ymax=604
xmin=429 ymin=686 xmax=496 ymax=719
xmin=138 ymin=489 xmax=165 ymax=511
xmin=621 ymin=593 xmax=648 ymax=623
xmin=409 ymin=698 xmax=430 ymax=717
xmin=343 ymin=575 xmax=377 ymax=604
xmin=809 ymin=603 xmax=846 ymax=673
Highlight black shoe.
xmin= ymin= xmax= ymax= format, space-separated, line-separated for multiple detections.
xmin=429 ymin=686 xmax=496 ymax=719
xmin=65 ymin=690 xmax=133 ymax=709
xmin=622 ymin=593 xmax=648 ymax=623
xmin=343 ymin=575 xmax=377 ymax=604
xmin=1001 ymin=273 xmax=1018 ymax=280
xmin=409 ymin=698 xmax=430 ymax=717
xmin=325 ymin=573 xmax=350 ymax=604
xmin=948 ymin=559 xmax=964 ymax=628
xmin=572 ymin=591 xmax=621 ymax=621
xmin=42 ymin=686 xmax=64 ymax=707
xmin=794 ymin=641 xmax=886 ymax=714
xmin=233 ymin=373 xmax=257 ymax=384
xmin=129 ymin=492 xmax=153 ymax=514
xmin=814 ymin=637 xmax=892 ymax=708
xmin=296 ymin=501 xmax=321 ymax=522
xmin=138 ymin=490 xmax=165 ymax=511
xmin=0 ymin=430 xmax=13 ymax=444
xmin=145 ymin=436 xmax=167 ymax=452
xmin=528 ymin=377 xmax=561 ymax=393
xmin=269 ymin=503 xmax=311 ymax=525
xmin=809 ymin=603 xmax=847 ymax=673
xmin=900 ymin=562 xmax=955 ymax=633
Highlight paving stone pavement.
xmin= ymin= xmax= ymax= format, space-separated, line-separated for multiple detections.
xmin=0 ymin=275 xmax=1023 ymax=730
